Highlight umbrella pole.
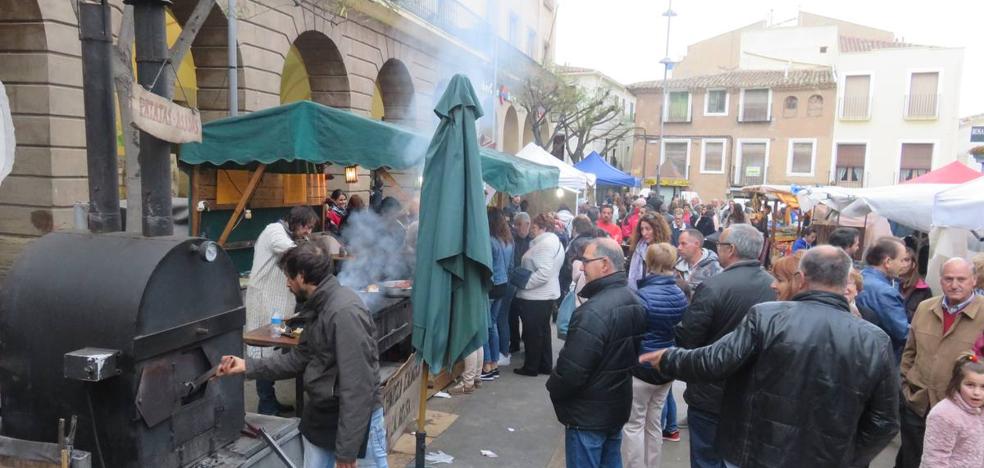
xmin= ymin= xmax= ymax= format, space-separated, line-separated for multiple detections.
xmin=415 ymin=363 xmax=429 ymax=468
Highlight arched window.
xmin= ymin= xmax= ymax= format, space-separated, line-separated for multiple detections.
xmin=783 ymin=96 xmax=798 ymax=118
xmin=807 ymin=95 xmax=823 ymax=117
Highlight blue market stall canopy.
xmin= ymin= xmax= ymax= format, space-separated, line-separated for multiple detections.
xmin=179 ymin=100 xmax=559 ymax=196
xmin=574 ymin=151 xmax=639 ymax=187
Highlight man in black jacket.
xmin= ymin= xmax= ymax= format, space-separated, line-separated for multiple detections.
xmin=674 ymin=223 xmax=776 ymax=468
xmin=547 ymin=238 xmax=646 ymax=468
xmin=643 ymin=246 xmax=900 ymax=468
xmin=217 ymin=242 xmax=384 ymax=468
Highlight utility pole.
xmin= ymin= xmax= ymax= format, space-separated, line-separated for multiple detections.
xmin=129 ymin=0 xmax=174 ymax=236
xmin=656 ymin=0 xmax=676 ymax=197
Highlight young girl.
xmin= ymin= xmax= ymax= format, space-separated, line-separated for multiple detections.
xmin=921 ymin=353 xmax=984 ymax=467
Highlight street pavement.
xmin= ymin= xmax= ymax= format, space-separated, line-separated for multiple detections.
xmin=413 ymin=332 xmax=902 ymax=468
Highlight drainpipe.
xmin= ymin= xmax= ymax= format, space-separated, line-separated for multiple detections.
xmin=228 ymin=0 xmax=238 ymax=116
xmin=79 ymin=0 xmax=122 ymax=233
xmin=130 ymin=0 xmax=174 ymax=236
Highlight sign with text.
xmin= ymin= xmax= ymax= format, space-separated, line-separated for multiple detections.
xmin=971 ymin=126 xmax=984 ymax=142
xmin=381 ymin=354 xmax=422 ymax=451
xmin=130 ymin=84 xmax=202 ymax=143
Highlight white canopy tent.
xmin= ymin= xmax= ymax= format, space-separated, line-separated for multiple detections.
xmin=516 ymin=143 xmax=595 ymax=191
xmin=797 ymin=184 xmax=954 ymax=232
xmin=932 ymin=177 xmax=984 ymax=230
xmin=0 ymin=81 xmax=15 ymax=188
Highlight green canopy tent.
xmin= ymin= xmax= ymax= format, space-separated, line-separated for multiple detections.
xmin=179 ymin=100 xmax=558 ymax=248
xmin=179 ymin=100 xmax=558 ymax=194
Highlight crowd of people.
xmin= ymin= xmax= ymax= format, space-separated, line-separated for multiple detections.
xmin=456 ymin=189 xmax=984 ymax=468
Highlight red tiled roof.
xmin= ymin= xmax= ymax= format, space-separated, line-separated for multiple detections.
xmin=628 ymin=69 xmax=834 ymax=92
xmin=838 ymin=35 xmax=929 ymax=53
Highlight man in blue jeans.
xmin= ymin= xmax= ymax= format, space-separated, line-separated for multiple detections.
xmin=547 ymin=239 xmax=646 ymax=467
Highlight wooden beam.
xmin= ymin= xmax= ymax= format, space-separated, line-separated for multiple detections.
xmin=113 ymin=5 xmax=143 ymax=232
xmin=375 ymin=168 xmax=414 ymax=205
xmin=218 ymin=164 xmax=266 ymax=246
xmin=169 ymin=0 xmax=217 ymax=68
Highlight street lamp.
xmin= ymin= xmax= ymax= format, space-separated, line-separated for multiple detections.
xmin=656 ymin=0 xmax=677 ymax=196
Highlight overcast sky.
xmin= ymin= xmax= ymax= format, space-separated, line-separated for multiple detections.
xmin=555 ymin=0 xmax=983 ymax=117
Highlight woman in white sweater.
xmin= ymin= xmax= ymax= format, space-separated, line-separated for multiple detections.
xmin=514 ymin=213 xmax=566 ymax=376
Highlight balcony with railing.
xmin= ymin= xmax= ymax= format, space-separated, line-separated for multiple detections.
xmin=904 ymin=94 xmax=940 ymax=120
xmin=739 ymin=105 xmax=770 ymax=123
xmin=390 ymin=0 xmax=493 ymax=52
xmin=839 ymin=95 xmax=870 ymax=120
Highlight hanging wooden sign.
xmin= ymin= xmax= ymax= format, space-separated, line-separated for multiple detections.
xmin=130 ymin=83 xmax=202 ymax=143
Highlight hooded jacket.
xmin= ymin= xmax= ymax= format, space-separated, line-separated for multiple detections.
xmin=547 ymin=272 xmax=646 ymax=431
xmin=662 ymin=291 xmax=900 ymax=467
xmin=247 ymin=275 xmax=381 ymax=461
xmin=673 ymin=248 xmax=723 ymax=291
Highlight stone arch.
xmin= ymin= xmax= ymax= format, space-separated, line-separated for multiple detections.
xmin=375 ymin=59 xmax=415 ymax=125
xmin=282 ymin=30 xmax=349 ymax=108
xmin=522 ymin=111 xmax=535 ymax=147
xmin=502 ymin=105 xmax=519 ymax=154
xmin=169 ymin=2 xmax=244 ymax=122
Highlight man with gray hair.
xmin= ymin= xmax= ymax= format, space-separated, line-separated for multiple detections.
xmin=643 ymin=246 xmax=900 ymax=467
xmin=547 ymin=238 xmax=646 ymax=467
xmin=895 ymin=257 xmax=984 ymax=468
xmin=672 ymin=223 xmax=776 ymax=467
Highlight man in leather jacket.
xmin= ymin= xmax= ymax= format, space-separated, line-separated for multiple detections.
xmin=643 ymin=246 xmax=900 ymax=468
xmin=673 ymin=224 xmax=776 ymax=467
xmin=547 ymin=238 xmax=646 ymax=468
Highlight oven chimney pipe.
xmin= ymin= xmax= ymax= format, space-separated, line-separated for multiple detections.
xmin=130 ymin=0 xmax=174 ymax=237
xmin=79 ymin=0 xmax=122 ymax=233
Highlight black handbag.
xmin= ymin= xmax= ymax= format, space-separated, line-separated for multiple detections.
xmin=508 ymin=267 xmax=533 ymax=289
xmin=489 ymin=282 xmax=510 ymax=299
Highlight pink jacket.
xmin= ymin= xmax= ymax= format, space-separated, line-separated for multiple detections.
xmin=974 ymin=333 xmax=984 ymax=359
xmin=921 ymin=395 xmax=984 ymax=468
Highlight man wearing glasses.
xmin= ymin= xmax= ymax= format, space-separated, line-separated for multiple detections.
xmin=672 ymin=224 xmax=776 ymax=468
xmin=547 ymin=238 xmax=646 ymax=468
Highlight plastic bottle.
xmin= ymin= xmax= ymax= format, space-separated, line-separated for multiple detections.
xmin=271 ymin=309 xmax=283 ymax=337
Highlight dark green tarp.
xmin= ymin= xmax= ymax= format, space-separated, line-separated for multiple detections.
xmin=178 ymin=100 xmax=558 ymax=196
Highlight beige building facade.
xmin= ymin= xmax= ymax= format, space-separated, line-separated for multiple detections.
xmin=629 ymin=69 xmax=836 ymax=200
xmin=0 ymin=0 xmax=557 ymax=278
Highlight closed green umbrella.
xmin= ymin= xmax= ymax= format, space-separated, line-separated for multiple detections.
xmin=411 ymin=74 xmax=493 ymax=466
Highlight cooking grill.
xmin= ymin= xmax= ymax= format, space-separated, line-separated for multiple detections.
xmin=0 ymin=231 xmax=246 ymax=468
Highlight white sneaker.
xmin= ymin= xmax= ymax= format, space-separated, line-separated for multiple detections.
xmin=497 ymin=354 xmax=511 ymax=366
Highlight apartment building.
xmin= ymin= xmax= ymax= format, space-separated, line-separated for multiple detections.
xmin=672 ymin=11 xmax=965 ymax=188
xmin=629 ymin=69 xmax=835 ymax=200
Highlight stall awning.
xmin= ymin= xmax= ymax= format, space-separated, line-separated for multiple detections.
xmin=573 ymin=151 xmax=639 ymax=187
xmin=902 ymin=161 xmax=982 ymax=185
xmin=178 ymin=100 xmax=559 ymax=195
xmin=479 ymin=148 xmax=560 ymax=196
xmin=516 ymin=143 xmax=595 ymax=191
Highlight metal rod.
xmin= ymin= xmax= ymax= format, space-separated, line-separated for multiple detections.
xmin=415 ymin=363 xmax=430 ymax=468
xmin=656 ymin=0 xmax=674 ymax=195
xmin=228 ymin=0 xmax=238 ymax=116
xmin=132 ymin=0 xmax=174 ymax=237
xmin=79 ymin=0 xmax=122 ymax=233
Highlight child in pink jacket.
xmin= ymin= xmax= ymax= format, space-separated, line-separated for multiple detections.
xmin=921 ymin=353 xmax=984 ymax=468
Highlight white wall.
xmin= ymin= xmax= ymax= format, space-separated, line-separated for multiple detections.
xmin=562 ymin=72 xmax=636 ymax=169
xmin=832 ymin=46 xmax=964 ymax=187
xmin=739 ymin=26 xmax=839 ymax=70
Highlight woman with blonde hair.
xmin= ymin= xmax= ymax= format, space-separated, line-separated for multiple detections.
xmin=770 ymin=252 xmax=805 ymax=301
xmin=623 ymin=242 xmax=688 ymax=468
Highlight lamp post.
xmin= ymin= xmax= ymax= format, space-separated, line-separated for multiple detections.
xmin=630 ymin=126 xmax=648 ymax=187
xmin=656 ymin=0 xmax=677 ymax=198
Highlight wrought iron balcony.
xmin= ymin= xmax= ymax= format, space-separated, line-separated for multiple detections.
xmin=904 ymin=94 xmax=940 ymax=120
xmin=390 ymin=0 xmax=493 ymax=52
xmin=839 ymin=95 xmax=870 ymax=120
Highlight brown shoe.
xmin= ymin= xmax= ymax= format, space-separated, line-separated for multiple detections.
xmin=448 ymin=383 xmax=474 ymax=395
